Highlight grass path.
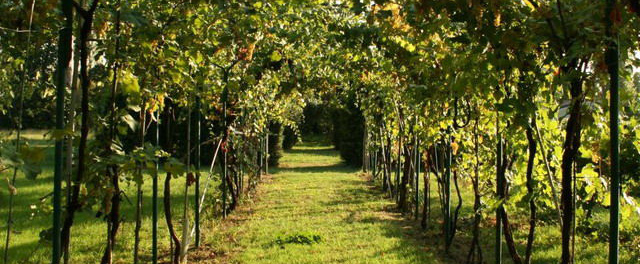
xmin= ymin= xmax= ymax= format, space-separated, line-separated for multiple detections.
xmin=208 ymin=143 xmax=442 ymax=264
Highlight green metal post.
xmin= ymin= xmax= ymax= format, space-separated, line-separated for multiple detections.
xmin=265 ymin=130 xmax=269 ymax=175
xmin=53 ymin=1 xmax=73 ymax=263
xmin=396 ymin=133 xmax=402 ymax=202
xmin=606 ymin=1 xmax=620 ymax=262
xmin=415 ymin=137 xmax=420 ymax=220
xmin=222 ymin=101 xmax=227 ymax=218
xmin=372 ymin=133 xmax=377 ymax=180
xmin=380 ymin=131 xmax=386 ymax=189
xmin=496 ymin=115 xmax=503 ymax=264
xmin=152 ymin=111 xmax=159 ymax=264
xmin=413 ymin=116 xmax=419 ymax=219
xmin=195 ymin=95 xmax=201 ymax=247
xmin=363 ymin=122 xmax=367 ymax=172
xmin=257 ymin=137 xmax=262 ymax=177
xmin=444 ymin=132 xmax=452 ymax=248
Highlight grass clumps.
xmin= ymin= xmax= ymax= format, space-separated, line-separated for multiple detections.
xmin=273 ymin=232 xmax=322 ymax=248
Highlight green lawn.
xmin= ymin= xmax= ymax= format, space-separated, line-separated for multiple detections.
xmin=204 ymin=142 xmax=639 ymax=264
xmin=2 ymin=132 xmax=638 ymax=263
xmin=0 ymin=130 xmax=221 ymax=264
xmin=206 ymin=143 xmax=443 ymax=264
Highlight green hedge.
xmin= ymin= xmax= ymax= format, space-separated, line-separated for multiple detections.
xmin=268 ymin=121 xmax=283 ymax=166
xmin=331 ymin=101 xmax=364 ymax=167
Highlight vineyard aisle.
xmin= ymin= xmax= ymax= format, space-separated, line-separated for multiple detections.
xmin=207 ymin=142 xmax=441 ymax=264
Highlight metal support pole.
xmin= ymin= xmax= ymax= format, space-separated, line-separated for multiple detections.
xmin=495 ymin=115 xmax=503 ymax=264
xmin=363 ymin=121 xmax=367 ymax=172
xmin=257 ymin=137 xmax=262 ymax=178
xmin=53 ymin=1 xmax=73 ymax=262
xmin=444 ymin=132 xmax=452 ymax=248
xmin=152 ymin=111 xmax=159 ymax=264
xmin=222 ymin=101 xmax=227 ymax=218
xmin=265 ymin=130 xmax=269 ymax=175
xmin=194 ymin=95 xmax=201 ymax=247
xmin=372 ymin=133 xmax=377 ymax=180
xmin=415 ymin=137 xmax=420 ymax=220
xmin=606 ymin=1 xmax=620 ymax=262
xmin=396 ymin=133 xmax=402 ymax=202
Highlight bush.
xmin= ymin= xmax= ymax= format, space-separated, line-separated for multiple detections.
xmin=300 ymin=103 xmax=332 ymax=136
xmin=331 ymin=101 xmax=363 ymax=167
xmin=268 ymin=121 xmax=283 ymax=166
xmin=282 ymin=126 xmax=297 ymax=150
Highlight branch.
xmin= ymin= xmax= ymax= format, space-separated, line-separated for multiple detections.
xmin=453 ymin=97 xmax=472 ymax=129
xmin=527 ymin=0 xmax=563 ymax=48
xmin=578 ymin=55 xmax=592 ymax=85
xmin=71 ymin=0 xmax=88 ymax=17
xmin=555 ymin=0 xmax=570 ymax=44
xmin=213 ymin=59 xmax=241 ymax=83
xmin=72 ymin=0 xmax=100 ymax=18
xmin=226 ymin=59 xmax=240 ymax=72
xmin=631 ymin=0 xmax=640 ymax=17
xmin=88 ymin=0 xmax=100 ymax=13
xmin=0 ymin=26 xmax=34 ymax=33
xmin=211 ymin=62 xmax=225 ymax=71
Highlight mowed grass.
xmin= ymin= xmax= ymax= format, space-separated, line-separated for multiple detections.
xmin=208 ymin=143 xmax=443 ymax=264
xmin=207 ymin=141 xmax=640 ymax=264
xmin=0 ymin=130 xmax=221 ymax=263
xmin=2 ymin=131 xmax=638 ymax=263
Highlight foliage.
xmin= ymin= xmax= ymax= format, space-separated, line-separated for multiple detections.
xmin=282 ymin=125 xmax=297 ymax=150
xmin=267 ymin=121 xmax=283 ymax=167
xmin=1 ymin=0 xmax=640 ymax=263
xmin=331 ymin=97 xmax=364 ymax=167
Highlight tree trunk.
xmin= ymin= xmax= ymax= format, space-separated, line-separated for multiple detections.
xmin=60 ymin=1 xmax=100 ymax=256
xmin=101 ymin=5 xmax=123 ymax=262
xmin=496 ymin=138 xmax=523 ymax=264
xmin=179 ymin=106 xmax=192 ymax=264
xmin=421 ymin=155 xmax=430 ymax=230
xmin=524 ymin=120 xmax=538 ymax=264
xmin=398 ymin=145 xmax=412 ymax=212
xmin=560 ymin=64 xmax=583 ymax=264
xmin=54 ymin=0 xmax=74 ymax=262
xmin=500 ymin=207 xmax=523 ymax=264
xmin=467 ymin=117 xmax=483 ymax=264
xmin=100 ymin=168 xmax=121 ymax=264
xmin=447 ymin=170 xmax=462 ymax=252
xmin=133 ymin=102 xmax=146 ymax=264
xmin=161 ymin=102 xmax=181 ymax=264
xmin=164 ymin=172 xmax=181 ymax=264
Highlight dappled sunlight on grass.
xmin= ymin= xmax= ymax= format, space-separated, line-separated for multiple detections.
xmin=210 ymin=141 xmax=444 ymax=264
xmin=0 ymin=130 xmax=222 ymax=263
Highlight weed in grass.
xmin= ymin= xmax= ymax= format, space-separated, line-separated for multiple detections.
xmin=273 ymin=233 xmax=322 ymax=248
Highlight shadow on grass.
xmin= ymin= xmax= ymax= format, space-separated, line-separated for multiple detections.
xmin=285 ymin=147 xmax=337 ymax=156
xmin=337 ymin=178 xmax=576 ymax=264
xmin=320 ymin=175 xmax=570 ymax=263
xmin=298 ymin=135 xmax=334 ymax=147
xmin=274 ymin=164 xmax=359 ymax=174
xmin=314 ymin=175 xmax=449 ymax=263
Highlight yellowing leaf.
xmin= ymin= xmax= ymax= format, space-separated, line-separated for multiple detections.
xmin=120 ymin=71 xmax=140 ymax=95
xmin=451 ymin=142 xmax=459 ymax=155
xmin=6 ymin=178 xmax=16 ymax=195
xmin=522 ymin=0 xmax=535 ymax=11
xmin=494 ymin=12 xmax=501 ymax=27
xmin=270 ymin=51 xmax=282 ymax=62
